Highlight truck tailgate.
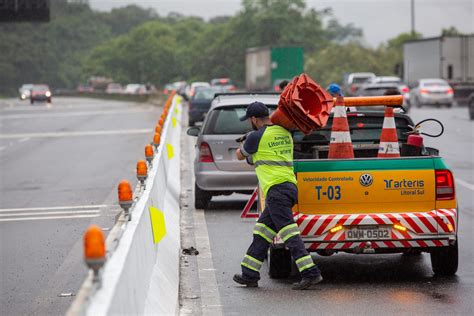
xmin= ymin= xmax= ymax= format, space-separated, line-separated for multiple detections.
xmin=294 ymin=157 xmax=437 ymax=214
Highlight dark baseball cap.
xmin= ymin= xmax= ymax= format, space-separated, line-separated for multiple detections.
xmin=239 ymin=101 xmax=269 ymax=121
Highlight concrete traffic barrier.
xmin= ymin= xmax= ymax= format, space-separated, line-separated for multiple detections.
xmin=67 ymin=93 xmax=182 ymax=315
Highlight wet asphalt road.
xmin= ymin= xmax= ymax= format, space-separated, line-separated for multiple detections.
xmin=182 ymin=106 xmax=474 ymax=315
xmin=0 ymin=97 xmax=161 ymax=315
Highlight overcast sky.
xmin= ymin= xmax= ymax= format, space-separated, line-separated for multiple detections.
xmin=89 ymin=0 xmax=473 ymax=47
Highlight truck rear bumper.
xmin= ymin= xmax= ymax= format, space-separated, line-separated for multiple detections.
xmin=294 ymin=209 xmax=457 ymax=252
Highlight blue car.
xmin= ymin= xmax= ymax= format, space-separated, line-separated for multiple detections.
xmin=188 ymin=86 xmax=226 ymax=126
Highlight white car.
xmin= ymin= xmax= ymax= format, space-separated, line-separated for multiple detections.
xmin=18 ymin=84 xmax=34 ymax=100
xmin=410 ymin=79 xmax=454 ymax=108
xmin=124 ymin=84 xmax=147 ymax=95
xmin=344 ymin=72 xmax=376 ymax=96
xmin=186 ymin=81 xmax=210 ymax=99
xmin=364 ymin=76 xmax=411 ymax=106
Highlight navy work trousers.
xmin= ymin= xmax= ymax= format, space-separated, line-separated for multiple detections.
xmin=241 ymin=182 xmax=321 ymax=280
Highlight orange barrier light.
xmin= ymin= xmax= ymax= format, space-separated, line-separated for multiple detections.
xmin=136 ymin=160 xmax=148 ymax=185
xmin=338 ymin=95 xmax=403 ymax=107
xmin=118 ymin=180 xmax=133 ymax=220
xmin=159 ymin=117 xmax=164 ymax=126
xmin=153 ymin=133 xmax=161 ymax=149
xmin=155 ymin=124 xmax=162 ymax=134
xmin=84 ymin=225 xmax=106 ymax=282
xmin=118 ymin=180 xmax=133 ymax=202
xmin=84 ymin=225 xmax=106 ymax=260
xmin=145 ymin=144 xmax=154 ymax=164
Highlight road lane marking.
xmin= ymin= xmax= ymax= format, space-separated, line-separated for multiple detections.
xmin=0 ymin=204 xmax=109 ymax=212
xmin=18 ymin=137 xmax=30 ymax=143
xmin=0 ymin=210 xmax=100 ymax=217
xmin=0 ymin=129 xmax=152 ymax=139
xmin=0 ymin=214 xmax=99 ymax=222
xmin=456 ymin=179 xmax=474 ymax=191
xmin=193 ymin=208 xmax=223 ymax=314
xmin=0 ymin=108 xmax=155 ymax=120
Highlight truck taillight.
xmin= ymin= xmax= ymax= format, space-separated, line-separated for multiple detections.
xmin=435 ymin=170 xmax=455 ymax=200
xmin=199 ymin=142 xmax=214 ymax=162
xmin=446 ymin=88 xmax=454 ymax=94
xmin=401 ymin=86 xmax=409 ymax=93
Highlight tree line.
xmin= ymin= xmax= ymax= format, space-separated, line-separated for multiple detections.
xmin=4 ymin=0 xmax=456 ymax=96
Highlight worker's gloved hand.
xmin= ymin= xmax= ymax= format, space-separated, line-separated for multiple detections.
xmin=235 ymin=131 xmax=252 ymax=143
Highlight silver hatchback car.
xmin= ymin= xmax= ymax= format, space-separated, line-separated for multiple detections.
xmin=187 ymin=93 xmax=279 ymax=209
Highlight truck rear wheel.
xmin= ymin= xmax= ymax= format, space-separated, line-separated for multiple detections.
xmin=194 ymin=183 xmax=211 ymax=209
xmin=268 ymin=245 xmax=292 ymax=279
xmin=430 ymin=242 xmax=458 ymax=276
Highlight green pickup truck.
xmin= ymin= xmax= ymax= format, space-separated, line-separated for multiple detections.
xmin=265 ymin=110 xmax=458 ymax=278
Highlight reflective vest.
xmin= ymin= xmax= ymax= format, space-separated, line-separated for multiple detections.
xmin=252 ymin=125 xmax=297 ymax=197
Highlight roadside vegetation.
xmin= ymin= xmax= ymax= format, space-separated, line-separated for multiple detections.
xmin=2 ymin=0 xmax=463 ymax=95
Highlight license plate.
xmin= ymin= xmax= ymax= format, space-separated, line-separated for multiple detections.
xmin=346 ymin=226 xmax=391 ymax=240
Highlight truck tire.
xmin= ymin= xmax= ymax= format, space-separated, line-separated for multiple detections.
xmin=194 ymin=183 xmax=211 ymax=209
xmin=430 ymin=242 xmax=458 ymax=276
xmin=268 ymin=245 xmax=292 ymax=279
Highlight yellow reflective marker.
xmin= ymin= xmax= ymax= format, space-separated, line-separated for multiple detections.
xmin=172 ymin=117 xmax=177 ymax=128
xmin=149 ymin=206 xmax=166 ymax=244
xmin=166 ymin=143 xmax=174 ymax=160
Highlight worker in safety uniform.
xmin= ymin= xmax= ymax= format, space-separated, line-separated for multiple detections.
xmin=233 ymin=101 xmax=323 ymax=290
xmin=327 ymin=83 xmax=356 ymax=112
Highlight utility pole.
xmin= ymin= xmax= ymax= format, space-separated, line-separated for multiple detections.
xmin=411 ymin=0 xmax=415 ymax=35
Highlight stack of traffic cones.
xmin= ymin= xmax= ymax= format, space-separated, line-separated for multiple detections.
xmin=378 ymin=106 xmax=400 ymax=158
xmin=328 ymin=96 xmax=354 ymax=159
xmin=271 ymin=73 xmax=334 ymax=135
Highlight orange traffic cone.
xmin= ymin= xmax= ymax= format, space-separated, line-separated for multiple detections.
xmin=328 ymin=96 xmax=354 ymax=159
xmin=378 ymin=106 xmax=400 ymax=158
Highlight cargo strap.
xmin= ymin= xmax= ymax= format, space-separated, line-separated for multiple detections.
xmin=295 ymin=255 xmax=315 ymax=272
xmin=279 ymin=223 xmax=300 ymax=242
xmin=241 ymin=255 xmax=263 ymax=272
xmin=254 ymin=160 xmax=293 ymax=167
xmin=253 ymin=223 xmax=277 ymax=243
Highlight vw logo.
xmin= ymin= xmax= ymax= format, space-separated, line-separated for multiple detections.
xmin=359 ymin=173 xmax=373 ymax=187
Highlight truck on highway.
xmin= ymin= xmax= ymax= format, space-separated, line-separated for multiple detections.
xmin=261 ymin=110 xmax=459 ymax=278
xmin=245 ymin=46 xmax=304 ymax=91
xmin=403 ymin=35 xmax=474 ymax=105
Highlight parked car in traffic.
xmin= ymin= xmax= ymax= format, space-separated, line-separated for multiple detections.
xmin=188 ymin=86 xmax=226 ymax=126
xmin=186 ymin=81 xmax=210 ymax=99
xmin=171 ymin=81 xmax=188 ymax=98
xmin=187 ymin=93 xmax=278 ymax=208
xmin=356 ymin=77 xmax=410 ymax=112
xmin=365 ymin=76 xmax=410 ymax=103
xmin=210 ymin=78 xmax=236 ymax=91
xmin=77 ymin=84 xmax=94 ymax=93
xmin=30 ymin=84 xmax=52 ymax=104
xmin=18 ymin=84 xmax=33 ymax=100
xmin=344 ymin=72 xmax=376 ymax=96
xmin=124 ymin=84 xmax=147 ymax=95
xmin=105 ymin=83 xmax=123 ymax=94
xmin=410 ymin=79 xmax=454 ymax=108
